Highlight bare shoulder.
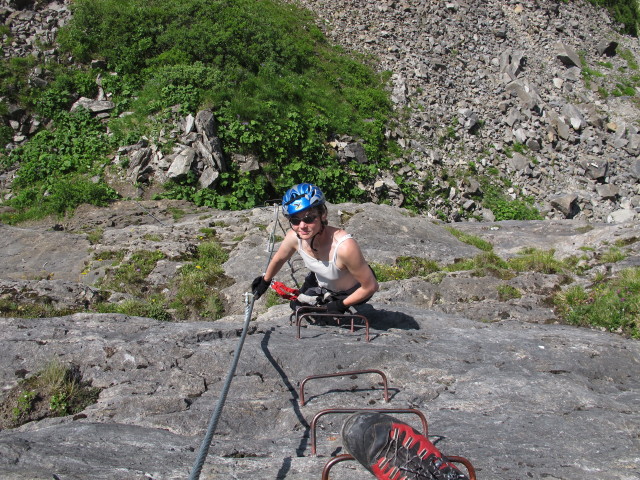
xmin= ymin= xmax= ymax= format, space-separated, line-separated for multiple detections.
xmin=334 ymin=230 xmax=364 ymax=258
xmin=332 ymin=227 xmax=353 ymax=242
xmin=278 ymin=229 xmax=300 ymax=251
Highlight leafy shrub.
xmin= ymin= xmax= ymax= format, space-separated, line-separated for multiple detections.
xmin=56 ymin=0 xmax=392 ymax=210
xmin=12 ymin=108 xmax=113 ymax=187
xmin=30 ymin=68 xmax=99 ymax=119
xmin=0 ymin=124 xmax=12 ymax=151
xmin=0 ymin=56 xmax=36 ymax=107
xmin=2 ymin=108 xmax=118 ymax=222
xmin=2 ymin=176 xmax=117 ymax=223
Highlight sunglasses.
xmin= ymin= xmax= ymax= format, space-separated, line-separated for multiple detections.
xmin=289 ymin=214 xmax=318 ymax=226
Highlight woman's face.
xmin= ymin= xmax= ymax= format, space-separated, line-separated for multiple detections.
xmin=289 ymin=208 xmax=324 ymax=239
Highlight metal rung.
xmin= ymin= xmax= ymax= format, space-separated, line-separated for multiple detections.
xmin=310 ymin=408 xmax=428 ymax=456
xmin=299 ymin=369 xmax=390 ymax=406
xmin=291 ymin=305 xmax=370 ymax=342
xmin=320 ymin=454 xmax=352 ymax=480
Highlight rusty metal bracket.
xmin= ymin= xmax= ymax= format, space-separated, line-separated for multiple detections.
xmin=310 ymin=408 xmax=428 ymax=456
xmin=290 ymin=305 xmax=370 ymax=342
xmin=446 ymin=456 xmax=477 ymax=480
xmin=321 ymin=453 xmax=477 ymax=480
xmin=320 ymin=454 xmax=353 ymax=480
xmin=299 ymin=369 xmax=390 ymax=406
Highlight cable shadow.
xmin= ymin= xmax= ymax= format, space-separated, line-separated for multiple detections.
xmin=261 ymin=327 xmax=310 ymax=479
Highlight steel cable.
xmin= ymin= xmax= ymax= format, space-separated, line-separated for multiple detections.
xmin=187 ymin=204 xmax=280 ymax=479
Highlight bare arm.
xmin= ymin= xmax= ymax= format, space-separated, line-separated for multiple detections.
xmin=336 ymin=238 xmax=379 ymax=307
xmin=262 ymin=229 xmax=299 ymax=282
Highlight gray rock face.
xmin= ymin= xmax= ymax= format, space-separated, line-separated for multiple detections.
xmin=1 ymin=306 xmax=638 ymax=479
xmin=0 ymin=224 xmax=90 ymax=282
xmin=0 ymin=201 xmax=639 ymax=480
xmin=283 ymin=0 xmax=640 ymax=223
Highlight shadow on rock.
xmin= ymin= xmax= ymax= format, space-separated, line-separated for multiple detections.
xmin=356 ymin=304 xmax=420 ymax=331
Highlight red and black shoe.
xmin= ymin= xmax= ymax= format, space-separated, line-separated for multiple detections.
xmin=341 ymin=412 xmax=469 ymax=480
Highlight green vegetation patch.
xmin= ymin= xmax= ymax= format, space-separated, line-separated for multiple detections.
xmin=497 ymin=284 xmax=522 ymax=301
xmin=555 ymin=267 xmax=640 ymax=338
xmin=586 ymin=0 xmax=640 ymax=36
xmin=481 ymin=183 xmax=543 ymax=221
xmin=0 ymin=360 xmax=101 ymax=429
xmin=0 ymin=299 xmax=76 ymax=319
xmin=1 ymin=109 xmax=118 ymax=224
xmin=507 ymin=248 xmax=568 ymax=275
xmin=371 ymin=256 xmax=440 ymax=282
xmin=444 ymin=251 xmax=514 ymax=279
xmin=598 ymin=246 xmax=627 ymax=263
xmin=169 ymin=239 xmax=231 ymax=321
xmin=99 ymin=249 xmax=166 ymax=295
xmin=95 ymin=296 xmax=172 ymax=322
xmin=445 ymin=226 xmax=493 ymax=251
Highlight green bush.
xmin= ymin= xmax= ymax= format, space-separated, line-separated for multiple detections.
xmin=0 ymin=56 xmax=36 ymax=107
xmin=55 ymin=0 xmax=392 ymax=210
xmin=2 ymin=108 xmax=118 ymax=223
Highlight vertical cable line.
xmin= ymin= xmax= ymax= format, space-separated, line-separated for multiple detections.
xmin=188 ymin=204 xmax=280 ymax=480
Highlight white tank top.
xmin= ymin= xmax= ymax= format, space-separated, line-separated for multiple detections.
xmin=297 ymin=234 xmax=356 ymax=292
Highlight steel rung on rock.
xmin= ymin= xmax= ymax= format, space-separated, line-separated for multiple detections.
xmin=299 ymin=369 xmax=390 ymax=406
xmin=290 ymin=305 xmax=370 ymax=342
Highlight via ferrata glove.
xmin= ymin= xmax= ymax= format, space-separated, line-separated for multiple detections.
xmin=251 ymin=276 xmax=270 ymax=299
xmin=325 ymin=298 xmax=347 ymax=314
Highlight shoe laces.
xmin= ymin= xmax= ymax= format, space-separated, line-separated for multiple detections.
xmin=373 ymin=424 xmax=468 ymax=480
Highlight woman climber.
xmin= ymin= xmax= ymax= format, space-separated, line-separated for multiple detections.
xmin=251 ymin=183 xmax=378 ymax=313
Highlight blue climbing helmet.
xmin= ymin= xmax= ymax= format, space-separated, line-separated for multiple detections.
xmin=282 ymin=183 xmax=325 ymax=217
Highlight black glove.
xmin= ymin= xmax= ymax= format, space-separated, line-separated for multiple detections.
xmin=251 ymin=276 xmax=270 ymax=299
xmin=325 ymin=298 xmax=347 ymax=314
